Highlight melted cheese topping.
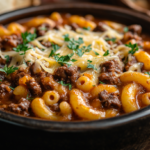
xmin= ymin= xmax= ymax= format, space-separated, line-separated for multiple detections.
xmin=0 ymin=24 xmax=135 ymax=84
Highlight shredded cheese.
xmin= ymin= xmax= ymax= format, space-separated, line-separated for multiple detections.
xmin=1 ymin=24 xmax=131 ymax=84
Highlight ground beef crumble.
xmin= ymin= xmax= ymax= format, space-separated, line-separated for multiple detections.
xmin=26 ymin=78 xmax=42 ymax=96
xmin=54 ymin=65 xmax=80 ymax=87
xmin=0 ymin=34 xmax=22 ymax=51
xmin=41 ymin=41 xmax=51 ymax=48
xmin=0 ymin=83 xmax=12 ymax=99
xmin=99 ymin=60 xmax=123 ymax=85
xmin=128 ymin=24 xmax=142 ymax=35
xmin=7 ymin=98 xmax=30 ymax=116
xmin=11 ymin=67 xmax=30 ymax=86
xmin=36 ymin=23 xmax=51 ymax=37
xmin=125 ymin=56 xmax=137 ymax=71
xmin=99 ymin=90 xmax=121 ymax=109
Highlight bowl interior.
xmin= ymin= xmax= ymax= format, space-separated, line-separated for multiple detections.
xmin=0 ymin=3 xmax=150 ymax=131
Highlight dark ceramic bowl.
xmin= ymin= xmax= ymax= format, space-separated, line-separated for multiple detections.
xmin=0 ymin=3 xmax=150 ymax=150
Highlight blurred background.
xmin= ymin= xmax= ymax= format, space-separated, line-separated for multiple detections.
xmin=0 ymin=0 xmax=150 ymax=16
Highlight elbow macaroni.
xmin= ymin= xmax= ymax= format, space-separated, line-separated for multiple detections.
xmin=134 ymin=51 xmax=150 ymax=70
xmin=120 ymin=72 xmax=150 ymax=91
xmin=76 ymin=76 xmax=93 ymax=92
xmin=70 ymin=89 xmax=105 ymax=120
xmin=31 ymin=98 xmax=60 ymax=120
xmin=141 ymin=93 xmax=150 ymax=106
xmin=121 ymin=83 xmax=139 ymax=113
xmin=91 ymin=84 xmax=118 ymax=98
xmin=42 ymin=90 xmax=60 ymax=106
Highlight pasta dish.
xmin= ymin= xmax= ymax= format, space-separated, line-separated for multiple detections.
xmin=0 ymin=12 xmax=149 ymax=121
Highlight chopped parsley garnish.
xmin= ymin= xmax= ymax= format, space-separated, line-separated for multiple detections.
xmin=125 ymin=43 xmax=139 ymax=55
xmin=87 ymin=60 xmax=97 ymax=70
xmin=26 ymin=94 xmax=34 ymax=101
xmin=83 ymin=27 xmax=91 ymax=30
xmin=13 ymin=31 xmax=37 ymax=55
xmin=76 ymin=44 xmax=92 ymax=57
xmin=21 ymin=31 xmax=37 ymax=44
xmin=93 ymin=51 xmax=99 ymax=55
xmin=39 ymin=27 xmax=47 ymax=31
xmin=87 ymin=60 xmax=92 ymax=63
xmin=41 ymin=49 xmax=45 ymax=51
xmin=54 ymin=53 xmax=74 ymax=67
xmin=92 ymin=85 xmax=95 ymax=87
xmin=105 ymin=38 xmax=116 ymax=43
xmin=9 ymin=86 xmax=15 ymax=90
xmin=63 ymin=34 xmax=70 ymax=42
xmin=71 ymin=59 xmax=77 ymax=62
xmin=67 ymin=37 xmax=84 ymax=50
xmin=23 ymin=59 xmax=27 ymax=66
xmin=13 ymin=44 xmax=29 ymax=55
xmin=124 ymin=27 xmax=129 ymax=33
xmin=145 ymin=72 xmax=150 ymax=76
xmin=63 ymin=34 xmax=92 ymax=57
xmin=0 ymin=65 xmax=18 ymax=75
xmin=0 ymin=79 xmax=2 ymax=82
xmin=58 ymin=80 xmax=72 ymax=90
xmin=99 ymin=81 xmax=104 ymax=84
xmin=5 ymin=55 xmax=10 ymax=63
xmin=49 ymin=43 xmax=60 ymax=57
xmin=103 ymin=50 xmax=109 ymax=56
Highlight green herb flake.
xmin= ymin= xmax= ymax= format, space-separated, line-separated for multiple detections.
xmin=83 ymin=27 xmax=91 ymax=30
xmin=105 ymin=38 xmax=116 ymax=43
xmin=26 ymin=94 xmax=34 ymax=101
xmin=124 ymin=27 xmax=129 ymax=33
xmin=41 ymin=49 xmax=45 ymax=51
xmin=125 ymin=43 xmax=139 ymax=55
xmin=77 ymin=44 xmax=92 ymax=57
xmin=40 ymin=27 xmax=47 ymax=31
xmin=0 ymin=65 xmax=18 ymax=75
xmin=71 ymin=59 xmax=77 ymax=62
xmin=77 ymin=37 xmax=84 ymax=45
xmin=84 ymin=44 xmax=92 ymax=52
xmin=13 ymin=31 xmax=37 ymax=55
xmin=87 ymin=63 xmax=96 ymax=70
xmin=93 ymin=51 xmax=99 ymax=55
xmin=9 ymin=86 xmax=15 ymax=90
xmin=21 ymin=31 xmax=37 ymax=44
xmin=99 ymin=81 xmax=104 ymax=84
xmin=49 ymin=44 xmax=60 ymax=57
xmin=145 ymin=72 xmax=150 ymax=76
xmin=54 ymin=53 xmax=74 ymax=67
xmin=87 ymin=60 xmax=97 ymax=70
xmin=92 ymin=85 xmax=95 ymax=87
xmin=103 ymin=50 xmax=109 ymax=56
xmin=5 ymin=55 xmax=10 ymax=63
xmin=64 ymin=34 xmax=92 ymax=57
xmin=77 ymin=48 xmax=83 ymax=57
xmin=23 ymin=59 xmax=27 ymax=66
xmin=87 ymin=60 xmax=92 ymax=63
xmin=63 ymin=34 xmax=70 ymax=42
xmin=58 ymin=80 xmax=72 ymax=90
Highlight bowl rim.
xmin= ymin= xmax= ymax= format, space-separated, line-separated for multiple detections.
xmin=1 ymin=2 xmax=150 ymax=131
